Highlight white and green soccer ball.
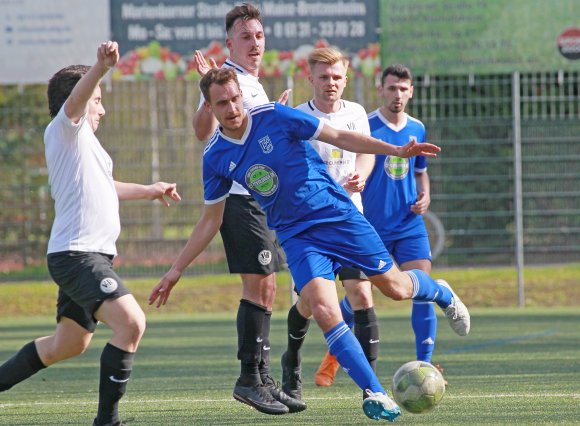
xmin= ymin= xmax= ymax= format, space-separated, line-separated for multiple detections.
xmin=392 ymin=360 xmax=446 ymax=414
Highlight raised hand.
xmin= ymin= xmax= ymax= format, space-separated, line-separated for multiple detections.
xmin=194 ymin=50 xmax=218 ymax=77
xmin=98 ymin=41 xmax=120 ymax=69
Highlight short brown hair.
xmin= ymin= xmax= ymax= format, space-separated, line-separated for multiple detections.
xmin=47 ymin=65 xmax=91 ymax=118
xmin=200 ymin=68 xmax=240 ymax=103
xmin=307 ymin=47 xmax=349 ymax=72
xmin=225 ymin=3 xmax=262 ymax=34
xmin=381 ymin=64 xmax=413 ymax=86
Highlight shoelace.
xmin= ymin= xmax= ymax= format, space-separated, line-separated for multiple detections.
xmin=448 ymin=298 xmax=458 ymax=319
xmin=256 ymin=383 xmax=277 ymax=403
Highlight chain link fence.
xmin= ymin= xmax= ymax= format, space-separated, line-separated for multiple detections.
xmin=1 ymin=71 xmax=578 ymax=279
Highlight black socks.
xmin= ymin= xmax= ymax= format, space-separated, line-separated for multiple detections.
xmin=0 ymin=340 xmax=46 ymax=392
xmin=96 ymin=343 xmax=135 ymax=426
xmin=285 ymin=304 xmax=310 ymax=368
xmin=236 ymin=299 xmax=267 ymax=385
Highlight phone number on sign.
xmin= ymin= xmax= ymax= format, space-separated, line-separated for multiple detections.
xmin=269 ymin=20 xmax=367 ymax=39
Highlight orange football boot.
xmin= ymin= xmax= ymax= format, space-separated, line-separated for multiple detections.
xmin=314 ymin=351 xmax=340 ymax=387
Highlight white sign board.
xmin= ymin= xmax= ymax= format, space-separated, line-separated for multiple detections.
xmin=0 ymin=0 xmax=109 ymax=84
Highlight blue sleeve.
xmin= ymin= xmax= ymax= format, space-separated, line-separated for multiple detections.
xmin=415 ymin=125 xmax=428 ymax=171
xmin=202 ymin=159 xmax=232 ymax=203
xmin=275 ymin=103 xmax=323 ymax=141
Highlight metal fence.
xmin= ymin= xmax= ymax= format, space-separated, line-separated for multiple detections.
xmin=1 ymin=70 xmax=579 ymax=280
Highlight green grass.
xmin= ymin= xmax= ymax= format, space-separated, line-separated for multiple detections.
xmin=1 ymin=308 xmax=579 ymax=425
xmin=2 ymin=264 xmax=580 ymax=317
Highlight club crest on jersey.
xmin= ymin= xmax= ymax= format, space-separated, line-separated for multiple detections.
xmin=384 ymin=156 xmax=409 ymax=180
xmin=245 ymin=164 xmax=279 ymax=196
xmin=100 ymin=277 xmax=118 ymax=294
xmin=258 ymin=250 xmax=272 ymax=265
xmin=258 ymin=135 xmax=273 ymax=154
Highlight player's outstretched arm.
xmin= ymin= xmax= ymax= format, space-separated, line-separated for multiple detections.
xmin=65 ymin=41 xmax=119 ymax=122
xmin=114 ymin=181 xmax=181 ymax=206
xmin=318 ymin=124 xmax=441 ymax=158
xmin=148 ymin=200 xmax=226 ymax=307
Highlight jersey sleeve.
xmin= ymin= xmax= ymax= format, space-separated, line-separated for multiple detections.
xmin=275 ymin=103 xmax=323 ymax=141
xmin=415 ymin=124 xmax=428 ymax=172
xmin=202 ymin=159 xmax=232 ymax=204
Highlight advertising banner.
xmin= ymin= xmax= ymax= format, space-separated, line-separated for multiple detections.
xmin=110 ymin=0 xmax=380 ymax=80
xmin=0 ymin=0 xmax=109 ymax=84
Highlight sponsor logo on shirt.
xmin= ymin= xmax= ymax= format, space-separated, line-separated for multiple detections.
xmin=384 ymin=156 xmax=409 ymax=180
xmin=245 ymin=164 xmax=279 ymax=196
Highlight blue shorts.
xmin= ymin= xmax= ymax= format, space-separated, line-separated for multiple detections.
xmin=282 ymin=213 xmax=393 ymax=293
xmin=383 ymin=232 xmax=432 ymax=265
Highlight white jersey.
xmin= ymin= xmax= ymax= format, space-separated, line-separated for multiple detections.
xmin=44 ymin=106 xmax=120 ymax=255
xmin=198 ymin=59 xmax=269 ymax=195
xmin=295 ymin=99 xmax=370 ymax=211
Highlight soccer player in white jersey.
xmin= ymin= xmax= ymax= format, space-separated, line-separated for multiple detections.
xmin=0 ymin=41 xmax=181 ymax=426
xmin=190 ymin=3 xmax=298 ymax=415
xmin=149 ymin=68 xmax=470 ymax=422
xmin=282 ymin=47 xmax=381 ymax=401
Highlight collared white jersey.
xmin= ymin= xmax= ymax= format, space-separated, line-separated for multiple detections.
xmin=44 ymin=106 xmax=120 ymax=255
xmin=197 ymin=59 xmax=269 ymax=195
xmin=295 ymin=99 xmax=370 ymax=211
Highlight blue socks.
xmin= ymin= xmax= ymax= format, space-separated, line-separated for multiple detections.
xmin=339 ymin=296 xmax=354 ymax=329
xmin=407 ymin=270 xmax=453 ymax=309
xmin=325 ymin=321 xmax=384 ymax=394
xmin=412 ymin=302 xmax=437 ymax=362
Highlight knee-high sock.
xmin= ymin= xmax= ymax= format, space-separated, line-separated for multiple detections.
xmin=285 ymin=304 xmax=310 ymax=368
xmin=354 ymin=307 xmax=379 ymax=372
xmin=325 ymin=322 xmax=384 ymax=394
xmin=339 ymin=297 xmax=354 ymax=329
xmin=96 ymin=343 xmax=135 ymax=426
xmin=237 ymin=299 xmax=266 ymax=385
xmin=0 ymin=341 xmax=46 ymax=392
xmin=258 ymin=311 xmax=272 ymax=381
xmin=408 ymin=270 xmax=453 ymax=309
xmin=412 ymin=302 xmax=437 ymax=362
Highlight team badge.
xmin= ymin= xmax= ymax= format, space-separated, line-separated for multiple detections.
xmin=384 ymin=156 xmax=409 ymax=180
xmin=258 ymin=135 xmax=273 ymax=154
xmin=245 ymin=164 xmax=279 ymax=196
xmin=258 ymin=250 xmax=272 ymax=266
xmin=100 ymin=277 xmax=118 ymax=294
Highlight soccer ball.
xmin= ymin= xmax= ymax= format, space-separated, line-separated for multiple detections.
xmin=392 ymin=360 xmax=446 ymax=414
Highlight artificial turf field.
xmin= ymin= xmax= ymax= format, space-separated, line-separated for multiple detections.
xmin=1 ymin=307 xmax=579 ymax=425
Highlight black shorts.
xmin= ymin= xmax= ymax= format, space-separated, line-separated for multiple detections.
xmin=47 ymin=251 xmax=131 ymax=332
xmin=220 ymin=194 xmax=286 ymax=274
xmin=338 ymin=266 xmax=367 ymax=281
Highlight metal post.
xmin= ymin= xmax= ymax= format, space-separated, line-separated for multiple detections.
xmin=512 ymin=72 xmax=525 ymax=306
xmin=149 ymin=81 xmax=162 ymax=238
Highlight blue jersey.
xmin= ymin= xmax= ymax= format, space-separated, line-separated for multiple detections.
xmin=362 ymin=110 xmax=427 ymax=240
xmin=203 ymin=102 xmax=358 ymax=243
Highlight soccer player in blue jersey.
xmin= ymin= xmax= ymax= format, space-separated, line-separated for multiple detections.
xmin=365 ymin=64 xmax=446 ymax=374
xmin=282 ymin=47 xmax=381 ymax=399
xmin=315 ymin=64 xmax=454 ymax=387
xmin=149 ymin=68 xmax=470 ymax=422
xmin=191 ymin=4 xmax=297 ymax=415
